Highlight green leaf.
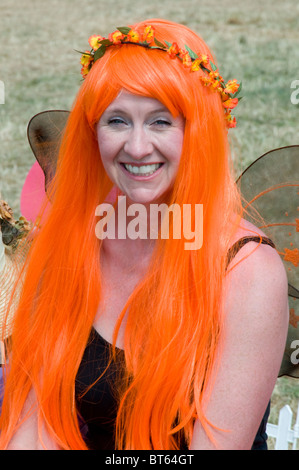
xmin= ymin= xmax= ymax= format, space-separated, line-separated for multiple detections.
xmin=233 ymin=82 xmax=243 ymax=97
xmin=117 ymin=26 xmax=131 ymax=35
xmin=99 ymin=39 xmax=113 ymax=46
xmin=94 ymin=44 xmax=106 ymax=61
xmin=210 ymin=62 xmax=217 ymax=72
xmin=74 ymin=49 xmax=93 ymax=56
xmin=164 ymin=40 xmax=172 ymax=48
xmin=184 ymin=45 xmax=197 ymax=60
xmin=154 ymin=37 xmax=166 ymax=48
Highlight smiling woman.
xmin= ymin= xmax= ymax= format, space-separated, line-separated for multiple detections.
xmin=0 ymin=18 xmax=289 ymax=450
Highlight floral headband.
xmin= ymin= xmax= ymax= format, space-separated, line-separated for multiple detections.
xmin=78 ymin=25 xmax=242 ymax=129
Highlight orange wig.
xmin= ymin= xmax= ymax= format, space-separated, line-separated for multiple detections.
xmin=0 ymin=19 xmax=243 ymax=449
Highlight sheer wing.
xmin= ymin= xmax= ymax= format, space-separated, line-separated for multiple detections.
xmin=236 ymin=146 xmax=299 ymax=377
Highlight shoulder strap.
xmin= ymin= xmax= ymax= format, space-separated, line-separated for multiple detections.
xmin=226 ymin=236 xmax=276 ymax=270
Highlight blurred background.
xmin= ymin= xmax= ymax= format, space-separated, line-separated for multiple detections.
xmin=0 ymin=0 xmax=298 ymax=449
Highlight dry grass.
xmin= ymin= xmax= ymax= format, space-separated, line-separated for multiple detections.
xmin=0 ymin=0 xmax=298 ymax=449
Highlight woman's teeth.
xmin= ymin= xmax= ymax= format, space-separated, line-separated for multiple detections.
xmin=123 ymin=163 xmax=162 ymax=176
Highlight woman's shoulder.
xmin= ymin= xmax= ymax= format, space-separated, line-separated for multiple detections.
xmin=229 ymin=217 xmax=271 ymax=247
xmin=227 ymin=217 xmax=281 ymax=270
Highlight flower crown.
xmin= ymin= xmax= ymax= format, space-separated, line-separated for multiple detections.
xmin=78 ymin=25 xmax=242 ymax=129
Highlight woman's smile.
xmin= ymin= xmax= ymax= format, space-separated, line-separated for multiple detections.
xmin=120 ymin=162 xmax=165 ymax=179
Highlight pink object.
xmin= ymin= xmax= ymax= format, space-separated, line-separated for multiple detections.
xmin=20 ymin=161 xmax=50 ymax=223
xmin=20 ymin=162 xmax=118 ymax=223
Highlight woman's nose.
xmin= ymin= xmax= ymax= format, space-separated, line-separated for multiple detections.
xmin=123 ymin=125 xmax=153 ymax=160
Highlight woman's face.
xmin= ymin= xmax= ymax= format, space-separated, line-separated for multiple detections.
xmin=96 ymin=90 xmax=185 ymax=205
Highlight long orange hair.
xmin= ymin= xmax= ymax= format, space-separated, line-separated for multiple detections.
xmin=0 ymin=19 xmax=243 ymax=449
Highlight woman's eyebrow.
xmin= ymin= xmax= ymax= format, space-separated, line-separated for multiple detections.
xmin=104 ymin=107 xmax=171 ymax=116
xmin=147 ymin=108 xmax=172 ymax=116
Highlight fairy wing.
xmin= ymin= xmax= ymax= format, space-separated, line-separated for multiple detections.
xmin=27 ymin=110 xmax=70 ymax=196
xmin=236 ymin=146 xmax=299 ymax=377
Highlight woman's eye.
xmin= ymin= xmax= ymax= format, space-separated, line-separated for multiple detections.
xmin=153 ymin=119 xmax=171 ymax=126
xmin=108 ymin=118 xmax=126 ymax=125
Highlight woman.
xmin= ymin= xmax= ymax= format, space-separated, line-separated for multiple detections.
xmin=0 ymin=18 xmax=289 ymax=450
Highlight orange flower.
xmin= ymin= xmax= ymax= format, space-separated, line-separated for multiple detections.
xmin=80 ymin=65 xmax=90 ymax=78
xmin=88 ymin=34 xmax=104 ymax=51
xmin=224 ymin=79 xmax=240 ymax=95
xmin=221 ymin=91 xmax=229 ymax=101
xmin=228 ymin=118 xmax=237 ymax=128
xmin=190 ymin=55 xmax=211 ymax=71
xmin=199 ymin=76 xmax=212 ymax=87
xmin=211 ymin=80 xmax=220 ymax=90
xmin=167 ymin=42 xmax=180 ymax=59
xmin=222 ymin=97 xmax=239 ymax=109
xmin=179 ymin=49 xmax=192 ymax=68
xmin=225 ymin=112 xmax=237 ymax=128
xmin=127 ymin=29 xmax=140 ymax=43
xmin=199 ymin=53 xmax=210 ymax=67
xmin=209 ymin=71 xmax=223 ymax=83
xmin=108 ymin=31 xmax=124 ymax=44
xmin=190 ymin=59 xmax=202 ymax=72
xmin=80 ymin=51 xmax=93 ymax=67
xmin=142 ymin=25 xmax=155 ymax=43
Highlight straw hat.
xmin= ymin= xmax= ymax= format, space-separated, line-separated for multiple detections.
xmin=0 ymin=200 xmax=32 ymax=361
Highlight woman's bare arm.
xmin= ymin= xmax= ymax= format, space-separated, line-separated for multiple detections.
xmin=190 ymin=241 xmax=289 ymax=450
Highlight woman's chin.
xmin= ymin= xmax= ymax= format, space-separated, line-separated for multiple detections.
xmin=122 ymin=190 xmax=167 ymax=206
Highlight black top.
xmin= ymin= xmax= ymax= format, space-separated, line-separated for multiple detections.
xmin=75 ymin=327 xmax=125 ymax=450
xmin=75 ymin=236 xmax=275 ymax=450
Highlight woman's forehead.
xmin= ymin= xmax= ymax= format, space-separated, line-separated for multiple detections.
xmin=103 ymin=90 xmax=171 ymax=114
